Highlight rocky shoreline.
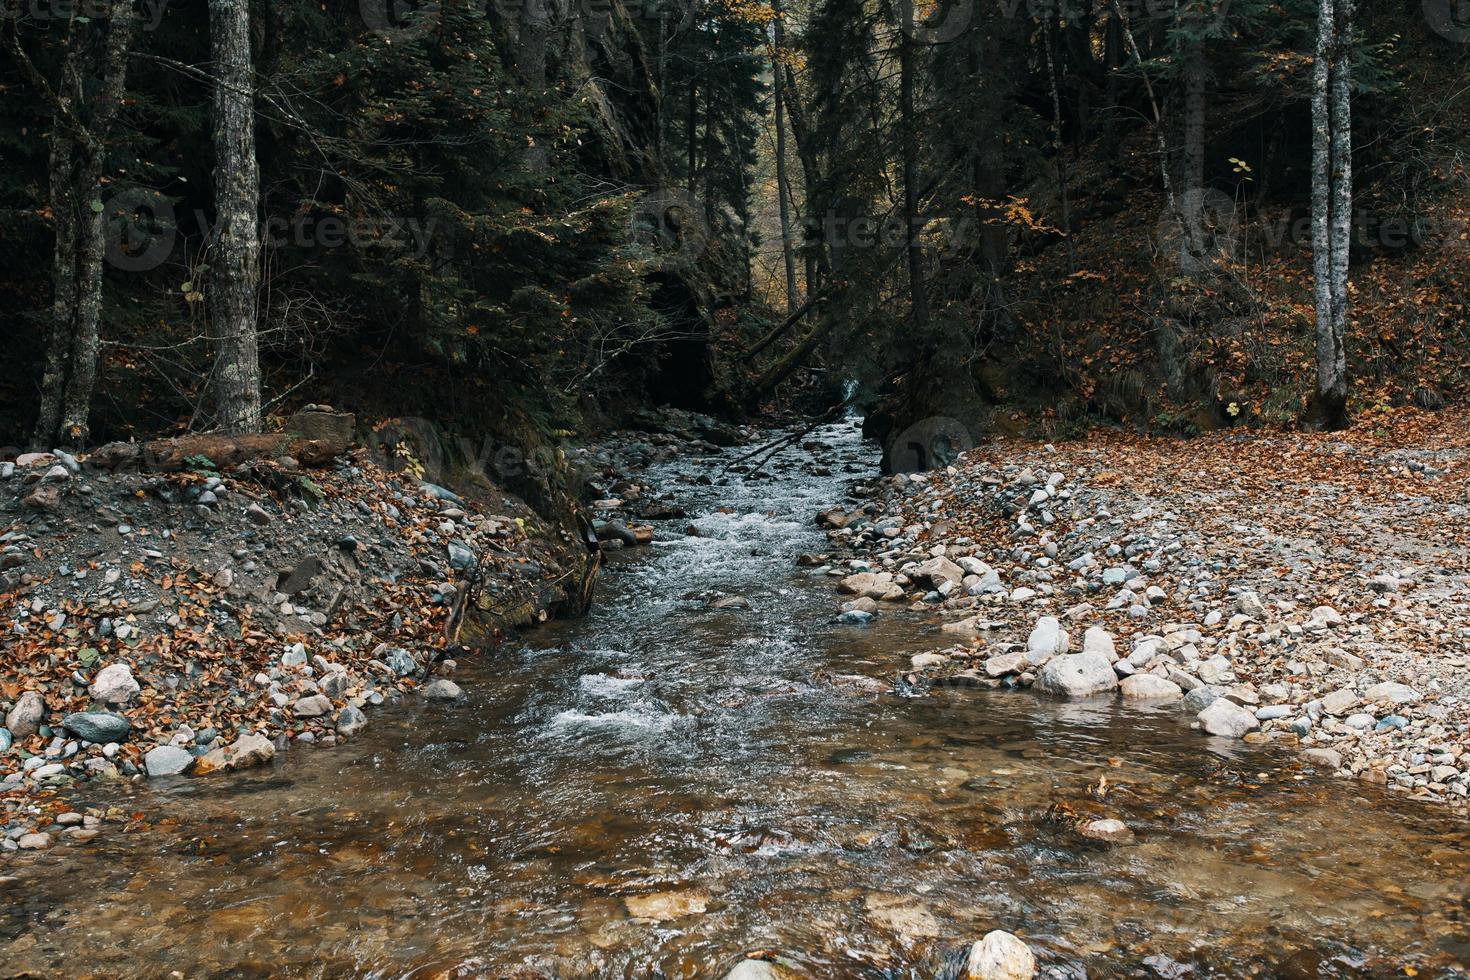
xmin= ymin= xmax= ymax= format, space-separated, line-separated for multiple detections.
xmin=0 ymin=406 xmax=757 ymax=862
xmin=0 ymin=417 xmax=589 ymax=857
xmin=811 ymin=410 xmax=1470 ymax=813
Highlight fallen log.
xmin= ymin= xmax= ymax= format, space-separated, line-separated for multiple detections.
xmin=88 ymin=408 xmax=356 ymax=472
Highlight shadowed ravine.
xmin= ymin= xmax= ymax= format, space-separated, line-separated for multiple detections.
xmin=2 ymin=420 xmax=1468 ymax=978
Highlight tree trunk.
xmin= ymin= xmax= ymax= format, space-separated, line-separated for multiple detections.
xmin=772 ymin=0 xmax=798 ymax=314
xmin=209 ymin=0 xmax=264 ymax=433
xmin=897 ymin=0 xmax=927 ymax=329
xmin=36 ymin=115 xmax=78 ymax=448
xmin=1311 ymin=0 xmax=1352 ymax=429
xmin=18 ymin=6 xmax=135 ymax=448
xmin=780 ymin=63 xmax=826 ymax=289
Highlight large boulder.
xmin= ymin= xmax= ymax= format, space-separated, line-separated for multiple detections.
xmin=61 ymin=712 xmax=131 ymax=744
xmin=5 ymin=691 xmax=46 ymax=740
xmin=193 ymin=733 xmax=276 ymax=776
xmin=913 ymin=556 xmax=965 ymax=589
xmin=1119 ymin=675 xmax=1183 ymax=701
xmin=1035 ymin=653 xmax=1118 ymax=698
xmin=1198 ymin=698 xmax=1260 ymax=738
xmin=965 ymin=930 xmax=1037 ymax=979
xmin=839 ymin=572 xmax=899 ymax=600
xmin=144 ymin=745 xmax=195 ymax=777
xmin=1025 ymin=616 xmax=1070 ymax=666
xmin=421 ymin=679 xmax=465 ymax=702
xmin=1363 ymin=682 xmax=1420 ymax=705
xmin=336 ymin=705 xmax=368 ymax=737
xmin=89 ymin=663 xmax=140 ymax=706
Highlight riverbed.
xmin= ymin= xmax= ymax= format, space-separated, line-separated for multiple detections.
xmin=1 ymin=419 xmax=1467 ymax=978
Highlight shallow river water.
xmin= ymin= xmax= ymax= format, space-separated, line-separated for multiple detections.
xmin=2 ymin=420 xmax=1468 ymax=978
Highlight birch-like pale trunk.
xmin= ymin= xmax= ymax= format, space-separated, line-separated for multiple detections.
xmin=208 ymin=0 xmax=264 ymax=433
xmin=1311 ymin=0 xmax=1352 ymax=429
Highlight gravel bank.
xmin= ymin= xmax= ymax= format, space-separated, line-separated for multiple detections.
xmin=813 ymin=410 xmax=1470 ymax=812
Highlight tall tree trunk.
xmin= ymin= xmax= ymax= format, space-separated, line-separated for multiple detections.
xmin=36 ymin=112 xmax=79 ymax=448
xmin=1043 ymin=11 xmax=1073 ymax=265
xmin=209 ymin=0 xmax=263 ymax=433
xmin=897 ymin=0 xmax=927 ymax=328
xmin=1182 ymin=38 xmax=1206 ymax=197
xmin=686 ymin=78 xmax=698 ymax=192
xmin=1311 ymin=0 xmax=1352 ymax=429
xmin=15 ymin=6 xmax=135 ymax=447
xmin=772 ymin=0 xmax=798 ymax=314
xmin=780 ymin=63 xmax=825 ymax=290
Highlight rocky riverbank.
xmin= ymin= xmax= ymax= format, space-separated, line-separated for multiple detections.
xmin=0 ymin=416 xmax=588 ymax=856
xmin=812 ymin=409 xmax=1470 ymax=812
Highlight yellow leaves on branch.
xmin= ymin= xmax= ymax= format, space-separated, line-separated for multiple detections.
xmin=960 ymin=195 xmax=1063 ymax=235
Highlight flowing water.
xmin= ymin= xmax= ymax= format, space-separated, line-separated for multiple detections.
xmin=3 ymin=420 xmax=1469 ymax=978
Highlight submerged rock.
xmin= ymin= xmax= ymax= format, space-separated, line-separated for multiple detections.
xmin=193 ymin=733 xmax=276 ymax=776
xmin=421 ymin=679 xmax=465 ymax=702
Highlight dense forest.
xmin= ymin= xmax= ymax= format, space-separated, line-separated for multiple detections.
xmin=2 ymin=0 xmax=1468 ymax=502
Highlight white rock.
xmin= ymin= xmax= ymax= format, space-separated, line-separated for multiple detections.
xmin=1119 ymin=674 xmax=1183 ymax=700
xmin=1363 ymin=682 xmax=1420 ymax=705
xmin=1198 ymin=698 xmax=1260 ymax=738
xmin=1234 ymin=591 xmax=1266 ymax=618
xmin=1035 ymin=653 xmax=1118 ymax=698
xmin=1025 ymin=616 xmax=1069 ymax=665
xmin=1081 ymin=626 xmax=1116 ymax=661
xmin=965 ymin=930 xmax=1037 ymax=980
xmin=89 ymin=663 xmax=140 ymax=705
